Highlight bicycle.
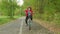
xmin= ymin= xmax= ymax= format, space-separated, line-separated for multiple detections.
xmin=27 ymin=15 xmax=32 ymax=30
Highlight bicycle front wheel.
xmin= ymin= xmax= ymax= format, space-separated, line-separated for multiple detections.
xmin=27 ymin=18 xmax=32 ymax=30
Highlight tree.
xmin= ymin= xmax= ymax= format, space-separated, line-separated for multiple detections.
xmin=1 ymin=0 xmax=19 ymax=18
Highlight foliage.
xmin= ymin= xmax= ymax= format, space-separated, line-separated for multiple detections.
xmin=24 ymin=0 xmax=60 ymax=26
xmin=0 ymin=0 xmax=19 ymax=18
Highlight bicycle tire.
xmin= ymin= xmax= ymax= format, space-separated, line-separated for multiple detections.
xmin=27 ymin=18 xmax=31 ymax=30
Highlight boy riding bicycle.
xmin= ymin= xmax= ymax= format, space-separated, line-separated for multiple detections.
xmin=25 ymin=7 xmax=33 ymax=25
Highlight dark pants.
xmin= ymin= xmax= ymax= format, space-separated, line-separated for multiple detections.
xmin=25 ymin=15 xmax=32 ymax=25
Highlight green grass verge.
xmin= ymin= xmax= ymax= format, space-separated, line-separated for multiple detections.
xmin=0 ymin=18 xmax=11 ymax=25
xmin=0 ymin=16 xmax=21 ymax=25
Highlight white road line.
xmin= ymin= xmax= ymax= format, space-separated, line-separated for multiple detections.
xmin=19 ymin=19 xmax=23 ymax=34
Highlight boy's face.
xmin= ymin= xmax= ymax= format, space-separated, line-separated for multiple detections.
xmin=28 ymin=8 xmax=30 ymax=10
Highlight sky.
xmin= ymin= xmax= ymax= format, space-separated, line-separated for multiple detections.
xmin=16 ymin=0 xmax=24 ymax=6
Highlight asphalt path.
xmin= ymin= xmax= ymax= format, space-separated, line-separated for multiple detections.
xmin=0 ymin=17 xmax=54 ymax=34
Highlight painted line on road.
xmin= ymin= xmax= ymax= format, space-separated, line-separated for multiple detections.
xmin=19 ymin=19 xmax=23 ymax=34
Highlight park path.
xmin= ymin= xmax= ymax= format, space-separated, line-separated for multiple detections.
xmin=0 ymin=17 xmax=54 ymax=34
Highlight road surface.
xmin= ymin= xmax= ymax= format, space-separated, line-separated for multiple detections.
xmin=0 ymin=17 xmax=54 ymax=34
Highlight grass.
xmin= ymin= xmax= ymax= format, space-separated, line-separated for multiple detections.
xmin=0 ymin=18 xmax=11 ymax=25
xmin=0 ymin=16 xmax=21 ymax=25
